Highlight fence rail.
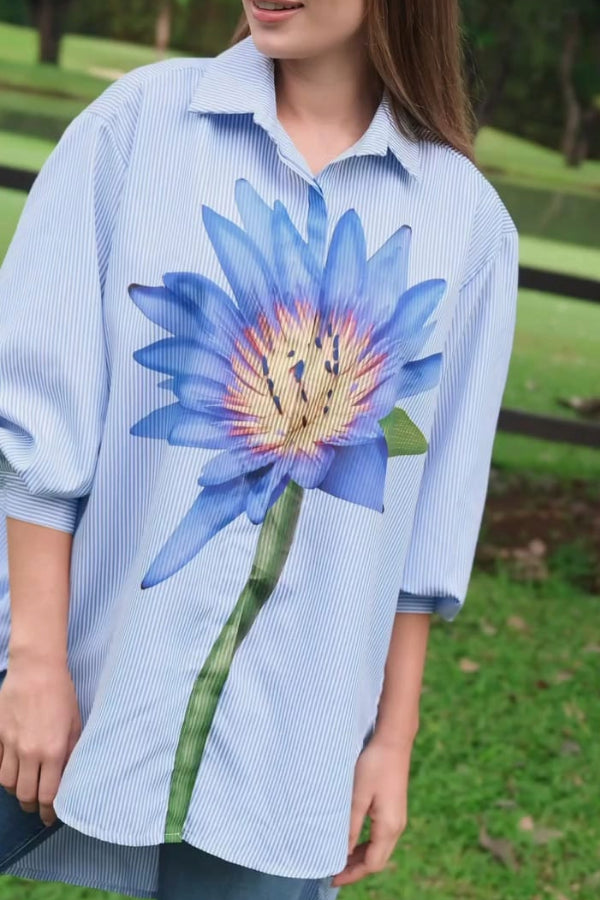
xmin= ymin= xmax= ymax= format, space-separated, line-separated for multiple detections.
xmin=1 ymin=164 xmax=599 ymax=448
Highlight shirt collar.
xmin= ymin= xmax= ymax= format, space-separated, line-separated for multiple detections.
xmin=188 ymin=36 xmax=422 ymax=181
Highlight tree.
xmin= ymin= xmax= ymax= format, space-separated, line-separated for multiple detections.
xmin=461 ymin=0 xmax=600 ymax=163
xmin=155 ymin=0 xmax=190 ymax=55
xmin=28 ymin=0 xmax=71 ymax=64
xmin=558 ymin=1 xmax=600 ymax=166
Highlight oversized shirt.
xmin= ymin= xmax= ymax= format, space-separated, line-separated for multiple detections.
xmin=0 ymin=35 xmax=519 ymax=900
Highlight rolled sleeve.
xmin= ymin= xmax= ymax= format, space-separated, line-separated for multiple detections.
xmin=0 ymin=468 xmax=79 ymax=533
xmin=396 ymin=226 xmax=519 ymax=620
xmin=0 ymin=109 xmax=126 ymax=533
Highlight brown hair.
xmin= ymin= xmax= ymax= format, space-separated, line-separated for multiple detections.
xmin=231 ymin=0 xmax=476 ymax=162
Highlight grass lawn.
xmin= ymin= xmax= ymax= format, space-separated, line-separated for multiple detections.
xmin=475 ymin=127 xmax=600 ymax=197
xmin=0 ymin=21 xmax=178 ymax=77
xmin=1 ymin=569 xmax=598 ymax=900
xmin=519 ymin=235 xmax=600 ymax=280
xmin=0 ymin=187 xmax=27 ymax=252
xmin=0 ymin=131 xmax=56 ymax=172
xmin=0 ymin=59 xmax=111 ymax=101
xmin=493 ymin=288 xmax=600 ymax=481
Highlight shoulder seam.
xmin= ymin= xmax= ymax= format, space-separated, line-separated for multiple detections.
xmin=83 ymin=109 xmax=129 ymax=168
xmin=459 ymin=224 xmax=518 ymax=294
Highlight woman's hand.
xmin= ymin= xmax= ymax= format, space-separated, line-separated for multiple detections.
xmin=330 ymin=735 xmax=412 ymax=887
xmin=0 ymin=657 xmax=82 ymax=826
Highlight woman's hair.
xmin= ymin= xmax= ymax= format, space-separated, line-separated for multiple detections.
xmin=231 ymin=0 xmax=476 ymax=162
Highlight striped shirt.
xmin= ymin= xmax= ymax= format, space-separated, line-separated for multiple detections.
xmin=0 ymin=35 xmax=518 ymax=899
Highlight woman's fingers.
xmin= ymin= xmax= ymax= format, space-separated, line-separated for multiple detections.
xmin=38 ymin=757 xmax=63 ymax=826
xmin=0 ymin=662 xmax=82 ymax=824
xmin=15 ymin=754 xmax=41 ymax=813
xmin=0 ymin=742 xmax=19 ymax=794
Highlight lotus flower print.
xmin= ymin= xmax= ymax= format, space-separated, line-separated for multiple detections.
xmin=129 ymin=179 xmax=446 ymax=589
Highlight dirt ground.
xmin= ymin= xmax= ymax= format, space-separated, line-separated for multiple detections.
xmin=476 ymin=469 xmax=600 ymax=593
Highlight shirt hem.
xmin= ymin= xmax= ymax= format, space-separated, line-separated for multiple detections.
xmin=4 ymin=865 xmax=156 ymax=899
xmin=52 ymin=802 xmax=165 ymax=847
xmin=53 ymin=803 xmax=344 ymax=881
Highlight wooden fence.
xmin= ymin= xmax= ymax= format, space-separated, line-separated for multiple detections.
xmin=2 ymin=165 xmax=599 ymax=448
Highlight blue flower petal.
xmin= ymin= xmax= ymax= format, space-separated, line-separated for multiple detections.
xmin=326 ymin=418 xmax=385 ymax=447
xmin=354 ymin=375 xmax=400 ymax=421
xmin=395 ymin=353 xmax=443 ymax=400
xmin=377 ymin=279 xmax=446 ymax=345
xmin=320 ymin=210 xmax=367 ymax=321
xmin=130 ymin=402 xmax=237 ymax=450
xmin=246 ymin=462 xmax=290 ymax=524
xmin=174 ymin=374 xmax=228 ymax=411
xmin=357 ymin=353 xmax=443 ymax=420
xmin=158 ymin=377 xmax=175 ymax=391
xmin=307 ymin=187 xmax=328 ymax=270
xmin=141 ymin=478 xmax=249 ymax=588
xmin=199 ymin=447 xmax=280 ymax=487
xmin=365 ymin=225 xmax=411 ymax=318
xmin=128 ymin=284 xmax=207 ymax=337
xmin=272 ymin=201 xmax=321 ymax=309
xmin=137 ymin=338 xmax=233 ymax=385
xmin=234 ymin=179 xmax=276 ymax=273
xmin=202 ymin=205 xmax=279 ymax=326
xmin=130 ymin=402 xmax=185 ymax=439
xmin=169 ymin=411 xmax=241 ymax=450
xmin=318 ymin=437 xmax=387 ymax=512
xmin=287 ymin=444 xmax=335 ymax=489
xmin=162 ymin=272 xmax=245 ymax=354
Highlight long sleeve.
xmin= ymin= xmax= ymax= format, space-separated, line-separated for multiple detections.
xmin=0 ymin=109 xmax=127 ymax=533
xmin=396 ymin=226 xmax=519 ymax=620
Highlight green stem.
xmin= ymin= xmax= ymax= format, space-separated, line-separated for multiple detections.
xmin=164 ymin=480 xmax=304 ymax=841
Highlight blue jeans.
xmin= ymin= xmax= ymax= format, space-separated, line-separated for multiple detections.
xmin=158 ymin=841 xmax=326 ymax=899
xmin=0 ymin=667 xmax=333 ymax=897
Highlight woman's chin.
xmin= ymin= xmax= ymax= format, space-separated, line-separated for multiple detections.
xmin=248 ymin=29 xmax=312 ymax=60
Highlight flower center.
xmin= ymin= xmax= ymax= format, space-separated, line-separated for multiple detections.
xmin=226 ymin=300 xmax=386 ymax=458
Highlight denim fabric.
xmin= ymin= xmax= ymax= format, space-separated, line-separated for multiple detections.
xmin=158 ymin=841 xmax=327 ymax=900
xmin=0 ymin=667 xmax=64 ymax=870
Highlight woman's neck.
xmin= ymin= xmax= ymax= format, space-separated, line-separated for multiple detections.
xmin=274 ymin=39 xmax=382 ymax=173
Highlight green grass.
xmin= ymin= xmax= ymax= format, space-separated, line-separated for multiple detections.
xmin=493 ymin=288 xmax=600 ymax=480
xmin=1 ymin=570 xmax=598 ymax=900
xmin=476 ymin=126 xmax=600 ymax=197
xmin=519 ymin=234 xmax=600 ymax=280
xmin=0 ymin=131 xmax=56 ymax=171
xmin=0 ymin=59 xmax=111 ymax=101
xmin=507 ymin=291 xmax=600 ymax=420
xmin=0 ymin=187 xmax=26 ymax=254
xmin=0 ymin=22 xmax=182 ymax=140
xmin=0 ymin=21 xmax=180 ymax=75
xmin=0 ymin=88 xmax=87 ymax=141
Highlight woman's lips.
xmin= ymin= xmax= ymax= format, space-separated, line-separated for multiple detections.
xmin=250 ymin=1 xmax=304 ymax=25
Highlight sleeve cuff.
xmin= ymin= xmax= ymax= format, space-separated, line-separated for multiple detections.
xmin=396 ymin=591 xmax=463 ymax=621
xmin=0 ymin=468 xmax=80 ymax=534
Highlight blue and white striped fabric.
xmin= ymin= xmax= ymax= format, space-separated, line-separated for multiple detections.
xmin=0 ymin=35 xmax=518 ymax=899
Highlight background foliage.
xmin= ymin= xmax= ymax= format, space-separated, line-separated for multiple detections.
xmin=0 ymin=0 xmax=598 ymax=159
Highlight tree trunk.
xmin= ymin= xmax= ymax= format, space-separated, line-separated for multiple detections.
xmin=155 ymin=1 xmax=172 ymax=57
xmin=559 ymin=10 xmax=582 ymax=167
xmin=30 ymin=0 xmax=70 ymax=65
xmin=476 ymin=55 xmax=512 ymax=127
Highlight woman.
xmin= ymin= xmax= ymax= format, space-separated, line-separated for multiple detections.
xmin=0 ymin=1 xmax=519 ymax=898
